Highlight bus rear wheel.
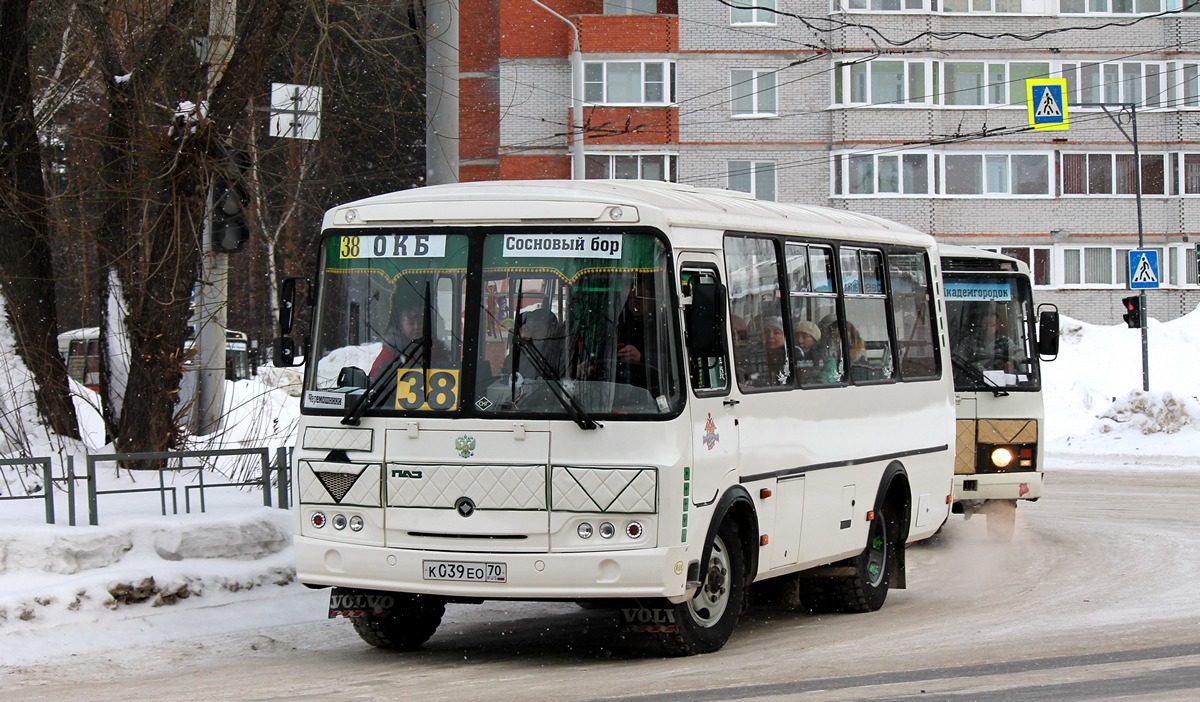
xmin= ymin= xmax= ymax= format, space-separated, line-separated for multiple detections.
xmin=657 ymin=521 xmax=745 ymax=656
xmin=801 ymin=507 xmax=893 ymax=613
xmin=350 ymin=594 xmax=446 ymax=651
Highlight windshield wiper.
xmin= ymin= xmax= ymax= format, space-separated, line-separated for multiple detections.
xmin=516 ymin=336 xmax=599 ymax=430
xmin=342 ymin=337 xmax=422 ymax=425
xmin=951 ymin=354 xmax=1009 ymax=398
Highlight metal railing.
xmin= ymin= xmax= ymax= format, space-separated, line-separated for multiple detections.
xmin=0 ymin=447 xmax=291 ymax=526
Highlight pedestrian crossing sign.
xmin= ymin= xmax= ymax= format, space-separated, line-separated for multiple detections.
xmin=1027 ymin=79 xmax=1069 ymax=131
xmin=1128 ymin=249 xmax=1160 ymax=290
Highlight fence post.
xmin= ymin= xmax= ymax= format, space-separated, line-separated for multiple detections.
xmin=42 ymin=459 xmax=55 ymax=524
xmin=86 ymin=455 xmax=98 ymax=526
xmin=275 ymin=447 xmax=290 ymax=509
xmin=67 ymin=454 xmax=77 ymax=526
xmin=260 ymin=449 xmax=271 ymax=508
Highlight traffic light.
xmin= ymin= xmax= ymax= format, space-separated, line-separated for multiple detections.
xmin=1121 ymin=295 xmax=1142 ymax=329
xmin=211 ymin=178 xmax=249 ymax=253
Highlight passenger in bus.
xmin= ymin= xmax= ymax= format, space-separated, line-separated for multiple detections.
xmin=955 ymin=309 xmax=1024 ymax=372
xmin=746 ymin=316 xmax=790 ymax=387
xmin=814 ymin=314 xmax=845 ymax=383
xmin=501 ymin=308 xmax=564 ymax=379
xmin=369 ymin=300 xmax=450 ymax=377
xmin=792 ymin=320 xmax=821 ymax=382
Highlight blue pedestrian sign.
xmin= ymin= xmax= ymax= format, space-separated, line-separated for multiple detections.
xmin=1128 ymin=249 xmax=1159 ymax=289
xmin=1027 ymin=79 xmax=1069 ymax=131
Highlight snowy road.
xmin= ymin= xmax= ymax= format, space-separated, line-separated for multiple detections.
xmin=7 ymin=467 xmax=1200 ymax=701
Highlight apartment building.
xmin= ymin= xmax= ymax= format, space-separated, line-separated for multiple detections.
xmin=457 ymin=0 xmax=1200 ymax=323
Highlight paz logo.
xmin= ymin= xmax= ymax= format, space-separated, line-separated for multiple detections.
xmin=702 ymin=413 xmax=720 ymax=451
xmin=455 ymin=434 xmax=477 ymax=459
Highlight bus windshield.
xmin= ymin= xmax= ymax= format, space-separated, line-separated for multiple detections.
xmin=944 ymin=274 xmax=1039 ymax=391
xmin=306 ymin=230 xmax=682 ymax=419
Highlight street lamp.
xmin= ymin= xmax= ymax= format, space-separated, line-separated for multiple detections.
xmin=530 ymin=0 xmax=585 ymax=179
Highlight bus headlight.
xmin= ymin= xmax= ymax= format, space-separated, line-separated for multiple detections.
xmin=349 ymin=515 xmax=364 ymax=532
xmin=990 ymin=447 xmax=1015 ymax=469
xmin=599 ymin=522 xmax=616 ymax=539
xmin=577 ymin=522 xmax=594 ymax=539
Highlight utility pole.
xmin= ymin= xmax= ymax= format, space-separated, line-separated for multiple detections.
xmin=426 ymin=0 xmax=459 ymax=185
xmin=193 ymin=0 xmax=236 ymax=434
xmin=1082 ymin=101 xmax=1149 ymax=391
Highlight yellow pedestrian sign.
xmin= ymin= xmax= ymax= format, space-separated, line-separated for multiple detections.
xmin=1027 ymin=79 xmax=1069 ymax=131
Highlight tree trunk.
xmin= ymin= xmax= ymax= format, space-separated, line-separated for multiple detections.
xmin=0 ymin=0 xmax=80 ymax=441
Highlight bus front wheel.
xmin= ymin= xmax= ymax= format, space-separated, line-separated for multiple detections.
xmin=658 ymin=520 xmax=745 ymax=656
xmin=350 ymin=594 xmax=446 ymax=651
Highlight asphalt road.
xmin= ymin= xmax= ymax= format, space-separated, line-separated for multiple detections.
xmin=8 ymin=467 xmax=1200 ymax=701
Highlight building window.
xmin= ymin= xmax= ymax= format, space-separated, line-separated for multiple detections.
xmin=837 ymin=153 xmax=931 ymax=195
xmin=730 ymin=0 xmax=776 ymax=24
xmin=943 ymin=154 xmax=1052 ymax=196
xmin=1062 ymin=153 xmax=1166 ymax=195
xmin=943 ymin=62 xmax=1051 ymax=106
xmin=584 ymin=61 xmax=675 ymax=105
xmin=728 ymin=161 xmax=777 ymax=200
xmin=603 ymin=0 xmax=656 ymax=14
xmin=1182 ymin=154 xmax=1200 ymax=194
xmin=839 ymin=60 xmax=931 ymax=105
xmin=732 ymin=69 xmax=777 ymax=117
xmin=584 ymin=153 xmax=677 ymax=181
xmin=839 ymin=0 xmax=933 ymax=10
xmin=981 ymin=246 xmax=1054 ymax=286
xmin=1060 ymin=0 xmax=1198 ymax=12
xmin=942 ymin=0 xmax=1022 ymax=10
xmin=1061 ymin=61 xmax=1197 ymax=109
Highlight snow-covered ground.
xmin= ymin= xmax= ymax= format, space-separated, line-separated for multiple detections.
xmin=2 ymin=306 xmax=1200 ymax=666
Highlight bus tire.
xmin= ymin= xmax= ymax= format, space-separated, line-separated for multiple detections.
xmin=658 ymin=520 xmax=745 ymax=656
xmin=985 ymin=500 xmax=1017 ymax=543
xmin=802 ymin=508 xmax=893 ymax=614
xmin=350 ymin=594 xmax=446 ymax=651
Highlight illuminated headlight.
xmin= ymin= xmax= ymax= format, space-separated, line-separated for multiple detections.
xmin=349 ymin=515 xmax=364 ymax=532
xmin=599 ymin=522 xmax=616 ymax=539
xmin=626 ymin=521 xmax=644 ymax=539
xmin=577 ymin=522 xmax=594 ymax=539
xmin=332 ymin=514 xmax=348 ymax=530
xmin=311 ymin=512 xmax=326 ymax=528
xmin=990 ymin=447 xmax=1015 ymax=469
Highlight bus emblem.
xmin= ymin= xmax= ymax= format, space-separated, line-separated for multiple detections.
xmin=702 ymin=414 xmax=720 ymax=451
xmin=456 ymin=435 xmax=477 ymax=459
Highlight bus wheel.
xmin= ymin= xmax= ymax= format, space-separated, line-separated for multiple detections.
xmin=350 ymin=594 xmax=446 ymax=651
xmin=985 ymin=500 xmax=1017 ymax=542
xmin=805 ymin=508 xmax=892 ymax=614
xmin=658 ymin=521 xmax=745 ymax=656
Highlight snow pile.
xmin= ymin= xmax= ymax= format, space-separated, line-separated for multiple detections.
xmin=1094 ymin=391 xmax=1200 ymax=435
xmin=0 ymin=508 xmax=294 ymax=636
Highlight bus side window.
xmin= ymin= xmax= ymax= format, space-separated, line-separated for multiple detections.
xmin=682 ymin=267 xmax=730 ymax=393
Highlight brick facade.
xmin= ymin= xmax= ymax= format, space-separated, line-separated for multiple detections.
xmin=459 ymin=0 xmax=1200 ymax=324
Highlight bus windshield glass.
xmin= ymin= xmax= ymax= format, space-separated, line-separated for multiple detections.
xmin=944 ymin=274 xmax=1039 ymax=391
xmin=305 ymin=231 xmax=682 ymax=419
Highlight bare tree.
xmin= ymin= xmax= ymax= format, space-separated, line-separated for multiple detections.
xmin=77 ymin=0 xmax=289 ymax=454
xmin=0 ymin=0 xmax=81 ymax=441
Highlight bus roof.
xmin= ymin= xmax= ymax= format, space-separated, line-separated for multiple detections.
xmin=938 ymin=244 xmax=1030 ymax=275
xmin=320 ymin=180 xmax=933 ymax=248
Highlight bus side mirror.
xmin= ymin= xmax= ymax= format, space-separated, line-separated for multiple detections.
xmin=279 ymin=277 xmax=298 ymax=335
xmin=1037 ymin=304 xmax=1059 ymax=360
xmin=274 ymin=336 xmax=298 ymax=367
xmin=685 ymin=280 xmax=727 ymax=357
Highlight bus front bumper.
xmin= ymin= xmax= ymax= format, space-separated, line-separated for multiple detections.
xmin=294 ymin=536 xmax=693 ymax=601
xmin=952 ymin=472 xmax=1043 ymax=502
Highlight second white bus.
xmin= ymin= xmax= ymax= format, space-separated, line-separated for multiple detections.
xmin=277 ymin=180 xmax=956 ymax=655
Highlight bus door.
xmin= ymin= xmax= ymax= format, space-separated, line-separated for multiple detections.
xmin=680 ymin=260 xmax=739 ymax=510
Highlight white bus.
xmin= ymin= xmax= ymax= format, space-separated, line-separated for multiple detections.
xmin=276 ymin=180 xmax=955 ymax=655
xmin=58 ymin=327 xmax=255 ymax=389
xmin=940 ymin=246 xmax=1059 ymax=541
